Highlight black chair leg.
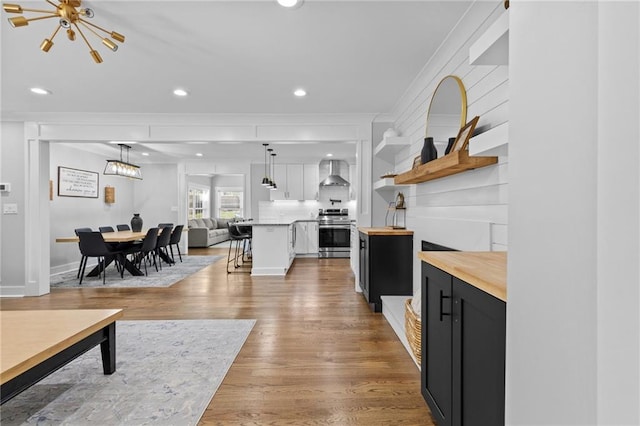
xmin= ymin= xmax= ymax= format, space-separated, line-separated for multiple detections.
xmin=79 ymin=256 xmax=88 ymax=285
xmin=176 ymin=244 xmax=182 ymax=262
xmin=77 ymin=255 xmax=86 ymax=279
xmin=227 ymin=241 xmax=233 ymax=273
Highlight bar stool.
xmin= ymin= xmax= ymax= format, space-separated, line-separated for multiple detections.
xmin=226 ymin=222 xmax=251 ymax=274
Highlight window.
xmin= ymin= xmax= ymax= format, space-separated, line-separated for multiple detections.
xmin=188 ymin=185 xmax=210 ymax=219
xmin=216 ymin=187 xmax=243 ymax=219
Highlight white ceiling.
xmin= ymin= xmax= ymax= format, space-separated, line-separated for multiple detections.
xmin=1 ymin=0 xmax=472 ymax=163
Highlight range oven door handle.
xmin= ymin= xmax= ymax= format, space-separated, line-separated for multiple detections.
xmin=319 ymin=225 xmax=352 ymax=230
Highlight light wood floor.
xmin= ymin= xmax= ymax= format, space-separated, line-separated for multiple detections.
xmin=0 ymin=248 xmax=435 ymax=425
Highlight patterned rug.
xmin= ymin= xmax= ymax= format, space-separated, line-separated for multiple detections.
xmin=0 ymin=319 xmax=255 ymax=425
xmin=50 ymin=255 xmax=223 ymax=288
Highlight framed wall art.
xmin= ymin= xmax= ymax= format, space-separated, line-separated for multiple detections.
xmin=451 ymin=115 xmax=480 ymax=152
xmin=58 ymin=166 xmax=99 ymax=198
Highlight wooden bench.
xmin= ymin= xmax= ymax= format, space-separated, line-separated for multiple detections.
xmin=1 ymin=309 xmax=123 ymax=404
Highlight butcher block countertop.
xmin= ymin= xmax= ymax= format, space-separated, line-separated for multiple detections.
xmin=358 ymin=227 xmax=414 ymax=236
xmin=418 ymin=251 xmax=507 ymax=302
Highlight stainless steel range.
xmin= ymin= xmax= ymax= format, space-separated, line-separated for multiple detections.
xmin=318 ymin=208 xmax=351 ymax=258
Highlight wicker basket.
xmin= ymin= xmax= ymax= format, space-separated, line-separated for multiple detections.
xmin=404 ymin=298 xmax=422 ymax=365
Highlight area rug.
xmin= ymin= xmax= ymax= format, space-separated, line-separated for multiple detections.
xmin=50 ymin=255 xmax=223 ymax=288
xmin=0 ymin=319 xmax=255 ymax=426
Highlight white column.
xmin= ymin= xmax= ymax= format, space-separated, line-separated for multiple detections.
xmin=25 ymin=132 xmax=51 ymax=296
xmin=507 ymin=2 xmax=599 ymax=424
xmin=596 ymin=2 xmax=640 ymax=424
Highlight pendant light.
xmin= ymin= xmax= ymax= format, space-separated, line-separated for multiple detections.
xmin=270 ymin=152 xmax=278 ymax=190
xmin=261 ymin=143 xmax=270 ymax=186
xmin=104 ymin=143 xmax=142 ymax=180
xmin=266 ymin=148 xmax=274 ymax=189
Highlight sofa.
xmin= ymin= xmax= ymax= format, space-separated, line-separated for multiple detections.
xmin=187 ymin=218 xmax=232 ymax=247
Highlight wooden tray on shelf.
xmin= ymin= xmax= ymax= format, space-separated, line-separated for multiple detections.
xmin=394 ymin=150 xmax=497 ymax=185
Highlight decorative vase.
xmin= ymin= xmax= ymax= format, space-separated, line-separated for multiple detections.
xmin=421 ymin=137 xmax=437 ymax=164
xmin=445 ymin=137 xmax=457 ymax=155
xmin=383 ymin=128 xmax=398 ymax=139
xmin=130 ymin=213 xmax=143 ymax=232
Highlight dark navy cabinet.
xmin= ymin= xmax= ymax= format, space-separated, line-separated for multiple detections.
xmin=421 ymin=262 xmax=506 ymax=426
xmin=358 ymin=231 xmax=413 ymax=312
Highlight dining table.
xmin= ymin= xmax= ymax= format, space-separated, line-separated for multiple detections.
xmin=56 ymin=230 xmax=160 ymax=277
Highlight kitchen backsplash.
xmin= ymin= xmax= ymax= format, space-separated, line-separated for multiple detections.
xmin=259 ymin=199 xmax=356 ymax=222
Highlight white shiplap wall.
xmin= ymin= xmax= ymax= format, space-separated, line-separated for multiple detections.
xmin=385 ymin=1 xmax=508 ymax=294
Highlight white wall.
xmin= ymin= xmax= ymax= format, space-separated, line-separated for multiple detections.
xmin=507 ymin=1 xmax=639 ymax=425
xmin=49 ymin=143 xmax=136 ymax=274
xmin=133 ymin=163 xmax=181 ymax=229
xmin=386 ymin=0 xmax=507 ymax=295
xmin=0 ymin=122 xmax=27 ymax=295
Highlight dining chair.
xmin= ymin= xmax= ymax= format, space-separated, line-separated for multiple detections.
xmin=74 ymin=227 xmax=92 ymax=279
xmin=99 ymin=226 xmax=115 ymax=233
xmin=116 ymin=224 xmax=130 ymax=231
xmin=158 ymin=223 xmax=173 ymax=229
xmin=122 ymin=227 xmax=159 ymax=276
xmin=77 ymin=232 xmax=124 ymax=285
xmin=168 ymin=225 xmax=184 ymax=263
xmin=155 ymin=226 xmax=173 ymax=270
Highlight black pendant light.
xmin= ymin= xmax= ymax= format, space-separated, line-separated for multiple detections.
xmin=261 ymin=143 xmax=270 ymax=186
xmin=266 ymin=148 xmax=274 ymax=189
xmin=270 ymin=152 xmax=277 ymax=190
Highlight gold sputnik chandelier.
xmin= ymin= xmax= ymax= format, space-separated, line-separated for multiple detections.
xmin=2 ymin=0 xmax=124 ymax=63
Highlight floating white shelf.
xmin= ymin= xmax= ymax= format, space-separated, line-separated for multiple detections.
xmin=373 ymin=136 xmax=410 ymax=164
xmin=469 ymin=10 xmax=509 ymax=66
xmin=374 ymin=178 xmax=407 ymax=191
xmin=469 ymin=122 xmax=509 ymax=157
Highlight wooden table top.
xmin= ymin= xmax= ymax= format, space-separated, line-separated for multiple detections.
xmin=55 ymin=227 xmax=184 ymax=243
xmin=418 ymin=251 xmax=507 ymax=302
xmin=0 ymin=309 xmax=124 ymax=383
xmin=358 ymin=227 xmax=414 ymax=236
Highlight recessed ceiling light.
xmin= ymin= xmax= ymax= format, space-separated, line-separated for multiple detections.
xmin=277 ymin=0 xmax=304 ymax=8
xmin=173 ymin=88 xmax=189 ymax=97
xmin=196 ymin=153 xmax=203 ymax=157
xmin=30 ymin=87 xmax=51 ymax=95
xmin=294 ymin=88 xmax=307 ymax=97
xmin=141 ymin=152 xmax=150 ymax=156
xmin=326 ymin=153 xmax=333 ymax=157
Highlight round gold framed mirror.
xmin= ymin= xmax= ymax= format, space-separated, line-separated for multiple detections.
xmin=425 ymin=75 xmax=468 ymax=154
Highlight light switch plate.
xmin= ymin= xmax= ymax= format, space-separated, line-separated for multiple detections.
xmin=3 ymin=203 xmax=18 ymax=214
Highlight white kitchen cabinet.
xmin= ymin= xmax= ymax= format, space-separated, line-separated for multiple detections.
xmin=295 ymin=221 xmax=319 ymax=255
xmin=303 ymin=164 xmax=319 ymax=200
xmin=270 ymin=164 xmax=304 ymax=200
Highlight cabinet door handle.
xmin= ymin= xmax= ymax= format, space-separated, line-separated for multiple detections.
xmin=439 ymin=290 xmax=451 ymax=322
xmin=359 ymin=239 xmax=365 ymax=249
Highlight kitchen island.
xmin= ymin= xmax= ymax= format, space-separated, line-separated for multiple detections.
xmin=250 ymin=221 xmax=297 ymax=276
